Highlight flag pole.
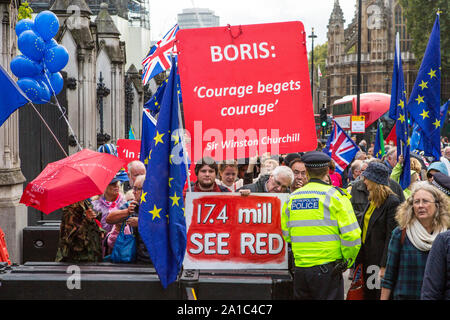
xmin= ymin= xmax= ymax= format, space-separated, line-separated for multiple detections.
xmin=177 ymin=94 xmax=192 ymax=193
xmin=173 ymin=54 xmax=192 ymax=193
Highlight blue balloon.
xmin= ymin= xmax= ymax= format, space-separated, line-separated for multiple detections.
xmin=49 ymin=72 xmax=64 ymax=95
xmin=15 ymin=19 xmax=34 ymax=37
xmin=39 ymin=72 xmax=64 ymax=96
xmin=44 ymin=44 xmax=69 ymax=73
xmin=18 ymin=30 xmax=45 ymax=62
xmin=17 ymin=77 xmax=42 ymax=102
xmin=34 ymin=11 xmax=60 ymax=41
xmin=36 ymin=80 xmax=51 ymax=103
xmin=10 ymin=55 xmax=43 ymax=78
xmin=44 ymin=38 xmax=58 ymax=50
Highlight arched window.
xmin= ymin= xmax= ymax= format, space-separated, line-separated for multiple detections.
xmin=394 ymin=3 xmax=411 ymax=51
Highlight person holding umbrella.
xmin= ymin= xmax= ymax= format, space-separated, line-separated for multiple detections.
xmin=55 ymin=199 xmax=104 ymax=263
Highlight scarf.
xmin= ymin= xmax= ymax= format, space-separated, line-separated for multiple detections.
xmin=406 ymin=219 xmax=446 ymax=251
xmin=98 ymin=194 xmax=121 ymax=210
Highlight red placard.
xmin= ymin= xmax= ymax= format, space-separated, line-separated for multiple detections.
xmin=184 ymin=193 xmax=288 ymax=269
xmin=116 ymin=139 xmax=141 ymax=171
xmin=177 ymin=21 xmax=317 ymax=162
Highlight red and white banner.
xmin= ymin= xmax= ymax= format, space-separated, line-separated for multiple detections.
xmin=116 ymin=139 xmax=141 ymax=172
xmin=183 ymin=193 xmax=288 ymax=269
xmin=177 ymin=21 xmax=317 ymax=162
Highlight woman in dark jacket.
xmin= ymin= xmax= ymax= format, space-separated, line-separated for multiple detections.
xmin=356 ymin=162 xmax=401 ymax=300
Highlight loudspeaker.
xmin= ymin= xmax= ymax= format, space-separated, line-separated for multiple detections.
xmin=22 ymin=221 xmax=60 ymax=263
xmin=180 ymin=269 xmax=293 ymax=300
xmin=0 ymin=262 xmax=180 ymax=300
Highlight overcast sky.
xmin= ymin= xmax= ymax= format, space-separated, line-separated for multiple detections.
xmin=149 ymin=0 xmax=357 ymax=46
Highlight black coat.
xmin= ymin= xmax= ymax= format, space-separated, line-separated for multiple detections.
xmin=237 ymin=174 xmax=270 ymax=193
xmin=350 ymin=178 xmax=405 ymax=219
xmin=421 ymin=230 xmax=450 ymax=300
xmin=356 ymin=193 xmax=401 ymax=269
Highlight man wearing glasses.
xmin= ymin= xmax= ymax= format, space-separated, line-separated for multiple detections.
xmin=238 ymin=165 xmax=294 ymax=195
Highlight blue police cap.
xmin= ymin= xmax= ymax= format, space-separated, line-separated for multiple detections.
xmin=301 ymin=151 xmax=331 ymax=168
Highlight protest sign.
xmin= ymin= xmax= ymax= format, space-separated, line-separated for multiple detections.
xmin=117 ymin=139 xmax=141 ymax=171
xmin=183 ymin=193 xmax=288 ymax=269
xmin=177 ymin=21 xmax=317 ymax=162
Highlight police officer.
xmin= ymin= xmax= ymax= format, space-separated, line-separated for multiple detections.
xmin=282 ymin=151 xmax=361 ymax=300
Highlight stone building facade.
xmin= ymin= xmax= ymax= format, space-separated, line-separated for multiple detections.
xmin=326 ymin=0 xmax=417 ymax=109
xmin=0 ymin=0 xmax=27 ymax=264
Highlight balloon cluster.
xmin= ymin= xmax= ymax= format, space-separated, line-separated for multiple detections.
xmin=11 ymin=11 xmax=68 ymax=104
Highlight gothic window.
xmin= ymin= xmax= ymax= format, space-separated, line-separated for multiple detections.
xmin=394 ymin=4 xmax=411 ymax=52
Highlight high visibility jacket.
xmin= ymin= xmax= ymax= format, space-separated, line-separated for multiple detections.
xmin=282 ymin=179 xmax=361 ymax=268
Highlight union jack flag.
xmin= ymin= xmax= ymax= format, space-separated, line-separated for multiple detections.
xmin=323 ymin=120 xmax=359 ymax=174
xmin=142 ymin=24 xmax=179 ymax=86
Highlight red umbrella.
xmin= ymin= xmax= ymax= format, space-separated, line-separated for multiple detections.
xmin=20 ymin=149 xmax=125 ymax=214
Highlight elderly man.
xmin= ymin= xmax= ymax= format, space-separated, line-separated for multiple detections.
xmin=238 ymin=165 xmax=294 ymax=194
xmin=383 ymin=148 xmax=397 ymax=174
xmin=126 ymin=161 xmax=146 ymax=188
xmin=122 ymin=160 xmax=146 ymax=192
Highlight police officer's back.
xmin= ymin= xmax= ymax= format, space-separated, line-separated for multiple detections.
xmin=282 ymin=151 xmax=361 ymax=300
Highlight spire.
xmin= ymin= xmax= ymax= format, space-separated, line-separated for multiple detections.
xmin=329 ymin=0 xmax=345 ymax=25
xmin=95 ymin=3 xmax=120 ymax=35
xmin=50 ymin=0 xmax=92 ymax=16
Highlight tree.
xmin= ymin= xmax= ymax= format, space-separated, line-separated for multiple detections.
xmin=18 ymin=1 xmax=33 ymax=21
xmin=308 ymin=42 xmax=328 ymax=83
xmin=399 ymin=0 xmax=449 ymax=78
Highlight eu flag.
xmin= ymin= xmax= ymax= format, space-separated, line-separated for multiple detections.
xmin=138 ymin=57 xmax=187 ymax=289
xmin=139 ymin=109 xmax=157 ymax=167
xmin=411 ymin=100 xmax=449 ymax=152
xmin=373 ymin=121 xmax=385 ymax=159
xmin=389 ymin=33 xmax=410 ymax=189
xmin=143 ymin=70 xmax=183 ymax=117
xmin=0 ymin=64 xmax=29 ymax=127
xmin=144 ymin=78 xmax=167 ymax=117
xmin=406 ymin=14 xmax=441 ymax=160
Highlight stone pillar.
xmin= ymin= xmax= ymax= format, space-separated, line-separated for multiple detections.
xmin=0 ymin=0 xmax=27 ymax=264
xmin=51 ymin=0 xmax=97 ymax=153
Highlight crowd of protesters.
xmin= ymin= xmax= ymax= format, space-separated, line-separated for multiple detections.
xmin=54 ymin=137 xmax=450 ymax=300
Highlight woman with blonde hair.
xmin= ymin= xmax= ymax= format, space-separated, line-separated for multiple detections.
xmin=355 ymin=162 xmax=401 ymax=300
xmin=380 ymin=182 xmax=450 ymax=300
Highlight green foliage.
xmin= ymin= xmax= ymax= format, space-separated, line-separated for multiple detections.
xmin=309 ymin=42 xmax=328 ymax=80
xmin=399 ymin=0 xmax=449 ymax=71
xmin=18 ymin=1 xmax=33 ymax=21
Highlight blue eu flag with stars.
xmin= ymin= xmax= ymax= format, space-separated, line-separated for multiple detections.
xmin=407 ymin=14 xmax=441 ymax=160
xmin=138 ymin=57 xmax=187 ymax=289
xmin=0 ymin=64 xmax=29 ymax=128
xmin=389 ymin=33 xmax=410 ymax=190
xmin=139 ymin=109 xmax=157 ymax=167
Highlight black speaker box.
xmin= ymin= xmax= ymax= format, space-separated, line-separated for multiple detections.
xmin=22 ymin=221 xmax=60 ymax=263
xmin=0 ymin=262 xmax=180 ymax=299
xmin=180 ymin=269 xmax=293 ymax=300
